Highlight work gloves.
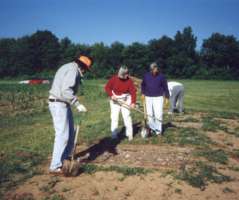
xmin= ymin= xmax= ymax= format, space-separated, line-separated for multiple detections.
xmin=76 ymin=104 xmax=87 ymax=112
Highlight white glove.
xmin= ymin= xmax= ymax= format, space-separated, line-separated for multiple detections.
xmin=76 ymin=104 xmax=87 ymax=112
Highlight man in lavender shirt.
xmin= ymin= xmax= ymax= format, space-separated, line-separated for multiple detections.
xmin=141 ymin=63 xmax=169 ymax=135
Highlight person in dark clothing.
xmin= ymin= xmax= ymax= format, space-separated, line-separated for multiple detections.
xmin=141 ymin=63 xmax=169 ymax=135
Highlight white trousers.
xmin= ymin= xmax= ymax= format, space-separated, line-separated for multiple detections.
xmin=110 ymin=95 xmax=133 ymax=139
xmin=49 ymin=102 xmax=75 ymax=170
xmin=145 ymin=96 xmax=164 ymax=133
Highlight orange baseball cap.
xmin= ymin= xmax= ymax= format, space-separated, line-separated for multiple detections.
xmin=77 ymin=55 xmax=92 ymax=70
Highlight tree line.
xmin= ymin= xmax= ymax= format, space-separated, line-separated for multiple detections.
xmin=0 ymin=26 xmax=239 ymax=79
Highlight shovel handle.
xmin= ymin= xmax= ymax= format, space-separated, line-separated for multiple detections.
xmin=71 ymin=123 xmax=80 ymax=160
xmin=114 ymin=99 xmax=163 ymax=122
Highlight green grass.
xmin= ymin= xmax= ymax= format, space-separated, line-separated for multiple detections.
xmin=179 ymin=80 xmax=239 ymax=114
xmin=0 ymin=79 xmax=239 ymax=193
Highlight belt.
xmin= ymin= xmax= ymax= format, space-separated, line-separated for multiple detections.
xmin=49 ymin=98 xmax=69 ymax=105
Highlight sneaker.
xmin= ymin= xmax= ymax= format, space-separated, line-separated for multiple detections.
xmin=155 ymin=131 xmax=162 ymax=136
xmin=49 ymin=168 xmax=63 ymax=176
xmin=128 ymin=135 xmax=133 ymax=141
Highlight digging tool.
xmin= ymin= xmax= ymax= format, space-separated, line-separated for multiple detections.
xmin=114 ymin=98 xmax=162 ymax=122
xmin=62 ymin=116 xmax=81 ymax=177
xmin=140 ymin=96 xmax=150 ymax=138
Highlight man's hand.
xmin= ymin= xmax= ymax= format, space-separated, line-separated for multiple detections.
xmin=76 ymin=104 xmax=87 ymax=112
xmin=111 ymin=95 xmax=117 ymax=101
xmin=130 ymin=103 xmax=136 ymax=109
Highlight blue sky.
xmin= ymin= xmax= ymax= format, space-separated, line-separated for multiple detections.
xmin=0 ymin=0 xmax=239 ymax=47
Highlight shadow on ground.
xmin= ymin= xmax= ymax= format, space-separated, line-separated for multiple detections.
xmin=76 ymin=122 xmax=142 ymax=162
xmin=76 ymin=121 xmax=175 ymax=163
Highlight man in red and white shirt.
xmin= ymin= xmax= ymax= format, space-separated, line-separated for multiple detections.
xmin=105 ymin=66 xmax=137 ymax=141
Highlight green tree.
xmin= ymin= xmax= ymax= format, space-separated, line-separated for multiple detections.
xmin=122 ymin=42 xmax=150 ymax=76
xmin=0 ymin=38 xmax=18 ymax=77
xmin=90 ymin=42 xmax=111 ymax=78
xmin=148 ymin=35 xmax=174 ymax=73
xmin=108 ymin=41 xmax=125 ymax=70
xmin=28 ymin=30 xmax=61 ymax=72
xmin=201 ymin=33 xmax=239 ymax=79
xmin=168 ymin=26 xmax=198 ymax=78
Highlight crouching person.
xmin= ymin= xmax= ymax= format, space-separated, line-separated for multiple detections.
xmin=48 ymin=55 xmax=93 ymax=175
xmin=105 ymin=66 xmax=137 ymax=141
xmin=168 ymin=81 xmax=184 ymax=114
xmin=141 ymin=63 xmax=169 ymax=135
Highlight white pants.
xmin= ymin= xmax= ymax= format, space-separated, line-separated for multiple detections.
xmin=110 ymin=95 xmax=133 ymax=139
xmin=145 ymin=96 xmax=164 ymax=134
xmin=49 ymin=102 xmax=75 ymax=170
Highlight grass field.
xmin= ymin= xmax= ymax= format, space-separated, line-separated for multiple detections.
xmin=1 ymin=79 xmax=239 ymax=199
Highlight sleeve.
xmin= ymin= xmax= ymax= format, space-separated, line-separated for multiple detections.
xmin=141 ymin=74 xmax=146 ymax=95
xmin=129 ymin=79 xmax=137 ymax=104
xmin=61 ymin=68 xmax=79 ymax=104
xmin=162 ymin=76 xmax=170 ymax=98
xmin=104 ymin=76 xmax=114 ymax=97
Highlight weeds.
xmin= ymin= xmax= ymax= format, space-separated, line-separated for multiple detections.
xmin=174 ymin=188 xmax=182 ymax=194
xmin=195 ymin=149 xmax=228 ymax=164
xmin=178 ymin=116 xmax=200 ymax=123
xmin=202 ymin=116 xmax=239 ymax=137
xmin=0 ymin=151 xmax=44 ymax=188
xmin=228 ymin=166 xmax=239 ymax=172
xmin=207 ymin=111 xmax=239 ymax=119
xmin=163 ymin=127 xmax=212 ymax=147
xmin=176 ymin=161 xmax=231 ymax=190
xmin=223 ymin=187 xmax=235 ymax=193
xmin=43 ymin=194 xmax=65 ymax=200
xmin=81 ymin=164 xmax=152 ymax=176
xmin=232 ymin=149 xmax=239 ymax=158
xmin=39 ymin=177 xmax=60 ymax=193
xmin=202 ymin=117 xmax=221 ymax=132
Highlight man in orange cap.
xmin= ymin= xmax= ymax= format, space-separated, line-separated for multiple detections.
xmin=48 ymin=55 xmax=92 ymax=174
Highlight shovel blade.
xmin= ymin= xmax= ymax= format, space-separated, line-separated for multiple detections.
xmin=62 ymin=159 xmax=81 ymax=177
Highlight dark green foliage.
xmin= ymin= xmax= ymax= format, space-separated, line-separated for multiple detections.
xmin=1 ymin=27 xmax=239 ymax=79
xmin=201 ymin=33 xmax=239 ymax=79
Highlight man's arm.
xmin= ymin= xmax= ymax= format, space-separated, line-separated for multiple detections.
xmin=61 ymin=68 xmax=79 ymax=104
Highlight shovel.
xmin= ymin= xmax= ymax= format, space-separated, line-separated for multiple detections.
xmin=62 ymin=116 xmax=81 ymax=177
xmin=140 ymin=96 xmax=150 ymax=138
